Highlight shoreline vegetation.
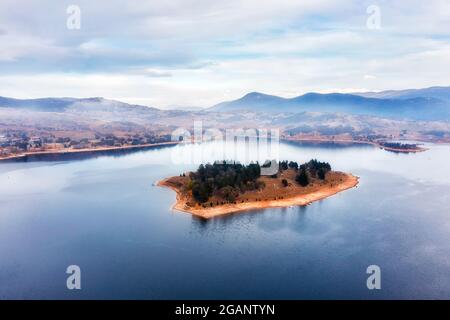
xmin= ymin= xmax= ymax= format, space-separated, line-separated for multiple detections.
xmin=158 ymin=160 xmax=359 ymax=219
xmin=0 ymin=136 xmax=428 ymax=161
xmin=283 ymin=137 xmax=428 ymax=153
xmin=376 ymin=142 xmax=427 ymax=153
xmin=0 ymin=141 xmax=180 ymax=161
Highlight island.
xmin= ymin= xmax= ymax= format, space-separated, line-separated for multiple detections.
xmin=283 ymin=136 xmax=428 ymax=154
xmin=158 ymin=160 xmax=359 ymax=219
xmin=376 ymin=141 xmax=427 ymax=153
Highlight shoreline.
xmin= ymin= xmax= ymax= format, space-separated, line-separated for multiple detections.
xmin=0 ymin=136 xmax=429 ymax=162
xmin=0 ymin=141 xmax=180 ymax=161
xmin=377 ymin=145 xmax=427 ymax=153
xmin=158 ymin=173 xmax=359 ymax=219
xmin=283 ymin=137 xmax=428 ymax=153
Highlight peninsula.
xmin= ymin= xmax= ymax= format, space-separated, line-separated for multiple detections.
xmin=376 ymin=141 xmax=427 ymax=153
xmin=283 ymin=136 xmax=428 ymax=154
xmin=158 ymin=160 xmax=359 ymax=219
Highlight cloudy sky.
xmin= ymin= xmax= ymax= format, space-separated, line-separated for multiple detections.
xmin=0 ymin=0 xmax=449 ymax=108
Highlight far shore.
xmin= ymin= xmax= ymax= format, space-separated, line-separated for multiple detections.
xmin=0 ymin=141 xmax=180 ymax=161
xmin=158 ymin=172 xmax=359 ymax=219
xmin=282 ymin=137 xmax=428 ymax=153
xmin=0 ymin=135 xmax=429 ymax=162
xmin=377 ymin=145 xmax=427 ymax=153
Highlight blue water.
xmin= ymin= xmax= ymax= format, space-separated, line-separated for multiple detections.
xmin=0 ymin=141 xmax=449 ymax=299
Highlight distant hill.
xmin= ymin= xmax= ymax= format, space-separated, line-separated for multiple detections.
xmin=3 ymin=86 xmax=450 ymax=121
xmin=0 ymin=96 xmax=78 ymax=112
xmin=209 ymin=88 xmax=450 ymax=120
xmin=0 ymin=96 xmax=160 ymax=113
xmin=211 ymin=92 xmax=286 ymax=112
xmin=353 ymin=86 xmax=450 ymax=102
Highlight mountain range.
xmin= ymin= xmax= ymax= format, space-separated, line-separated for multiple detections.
xmin=209 ymin=86 xmax=450 ymax=120
xmin=354 ymin=86 xmax=450 ymax=101
xmin=1 ymin=86 xmax=450 ymax=121
xmin=0 ymin=96 xmax=158 ymax=113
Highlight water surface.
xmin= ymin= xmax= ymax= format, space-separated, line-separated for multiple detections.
xmin=0 ymin=141 xmax=449 ymax=299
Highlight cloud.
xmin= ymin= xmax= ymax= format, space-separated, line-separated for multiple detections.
xmin=0 ymin=0 xmax=343 ymax=71
xmin=0 ymin=0 xmax=449 ymax=107
xmin=135 ymin=68 xmax=173 ymax=78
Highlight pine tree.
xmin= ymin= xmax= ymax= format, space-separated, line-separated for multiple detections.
xmin=296 ymin=169 xmax=309 ymax=187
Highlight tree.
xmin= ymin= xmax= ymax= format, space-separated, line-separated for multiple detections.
xmin=288 ymin=161 xmax=298 ymax=170
xmin=189 ymin=161 xmax=262 ymax=203
xmin=296 ymin=169 xmax=309 ymax=187
xmin=219 ymin=186 xmax=239 ymax=202
xmin=279 ymin=161 xmax=288 ymax=171
xmin=317 ymin=168 xmax=326 ymax=180
xmin=192 ymin=181 xmax=211 ymax=203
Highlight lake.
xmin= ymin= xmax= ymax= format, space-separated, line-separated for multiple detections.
xmin=0 ymin=141 xmax=449 ymax=299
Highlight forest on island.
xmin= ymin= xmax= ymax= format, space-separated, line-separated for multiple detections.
xmin=187 ymin=159 xmax=332 ymax=203
xmin=379 ymin=142 xmax=418 ymax=149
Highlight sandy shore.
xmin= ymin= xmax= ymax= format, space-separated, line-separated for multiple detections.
xmin=158 ymin=173 xmax=359 ymax=219
xmin=0 ymin=141 xmax=180 ymax=161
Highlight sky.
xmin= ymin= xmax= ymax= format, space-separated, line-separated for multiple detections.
xmin=0 ymin=0 xmax=450 ymax=108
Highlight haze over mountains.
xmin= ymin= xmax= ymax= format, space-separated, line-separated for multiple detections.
xmin=0 ymin=96 xmax=158 ymax=113
xmin=210 ymin=86 xmax=450 ymax=121
xmin=1 ymin=86 xmax=450 ymax=148
xmin=1 ymin=86 xmax=450 ymax=121
xmin=354 ymin=86 xmax=450 ymax=101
